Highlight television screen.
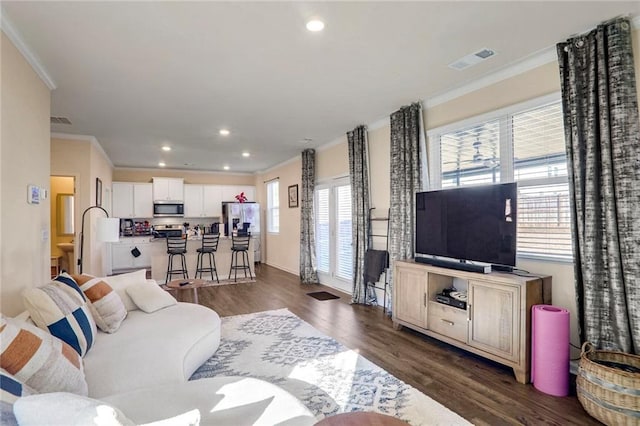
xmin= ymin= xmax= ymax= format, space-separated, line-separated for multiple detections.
xmin=415 ymin=182 xmax=517 ymax=267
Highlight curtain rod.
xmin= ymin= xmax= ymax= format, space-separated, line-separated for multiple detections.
xmin=263 ymin=177 xmax=279 ymax=183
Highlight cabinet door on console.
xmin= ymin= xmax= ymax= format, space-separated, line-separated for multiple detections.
xmin=393 ymin=264 xmax=428 ymax=329
xmin=468 ymin=280 xmax=519 ymax=362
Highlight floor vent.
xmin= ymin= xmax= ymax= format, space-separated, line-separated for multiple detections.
xmin=50 ymin=116 xmax=72 ymax=125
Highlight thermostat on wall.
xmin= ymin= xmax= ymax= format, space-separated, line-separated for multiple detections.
xmin=27 ymin=185 xmax=40 ymax=204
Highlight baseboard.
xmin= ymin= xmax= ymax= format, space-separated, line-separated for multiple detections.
xmin=264 ymin=261 xmax=299 ymax=276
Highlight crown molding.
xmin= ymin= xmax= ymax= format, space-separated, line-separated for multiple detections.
xmin=51 ymin=132 xmax=113 ymax=168
xmin=368 ymin=116 xmax=390 ymax=131
xmin=425 ymin=14 xmax=639 ymax=109
xmin=258 ymin=154 xmax=300 ymax=175
xmin=113 ymin=166 xmax=253 ymax=176
xmin=249 ymin=13 xmax=640 ymax=176
xmin=425 ymin=46 xmax=557 ymax=109
xmin=1 ymin=9 xmax=56 ymax=90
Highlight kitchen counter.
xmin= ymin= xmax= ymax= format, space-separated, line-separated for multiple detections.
xmin=149 ymin=237 xmax=254 ymax=283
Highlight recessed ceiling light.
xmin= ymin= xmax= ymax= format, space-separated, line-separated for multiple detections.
xmin=223 ymin=165 xmax=230 ymax=170
xmin=306 ymin=19 xmax=324 ymax=32
xmin=242 ymin=152 xmax=250 ymax=158
xmin=219 ymin=129 xmax=230 ymax=136
xmin=158 ymin=162 xmax=166 ymax=167
xmin=162 ymin=146 xmax=171 ymax=152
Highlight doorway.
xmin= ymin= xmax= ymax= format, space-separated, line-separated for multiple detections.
xmin=50 ymin=176 xmax=76 ymax=275
xmin=315 ymin=176 xmax=353 ymax=294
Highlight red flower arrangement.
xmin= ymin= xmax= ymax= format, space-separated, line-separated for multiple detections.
xmin=235 ymin=192 xmax=247 ymax=203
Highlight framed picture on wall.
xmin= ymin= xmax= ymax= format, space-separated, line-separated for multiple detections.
xmin=96 ymin=178 xmax=102 ymax=207
xmin=288 ymin=184 xmax=299 ymax=208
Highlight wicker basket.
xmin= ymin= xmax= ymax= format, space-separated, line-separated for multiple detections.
xmin=576 ymin=342 xmax=640 ymax=425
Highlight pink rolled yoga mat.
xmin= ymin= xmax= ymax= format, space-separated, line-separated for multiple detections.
xmin=531 ymin=304 xmax=570 ymax=396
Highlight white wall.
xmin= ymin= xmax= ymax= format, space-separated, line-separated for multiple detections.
xmin=1 ymin=32 xmax=51 ymax=316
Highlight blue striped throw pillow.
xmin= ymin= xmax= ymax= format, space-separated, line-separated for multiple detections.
xmin=22 ymin=273 xmax=97 ymax=357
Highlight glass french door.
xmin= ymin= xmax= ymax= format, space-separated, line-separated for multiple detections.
xmin=315 ymin=177 xmax=352 ymax=293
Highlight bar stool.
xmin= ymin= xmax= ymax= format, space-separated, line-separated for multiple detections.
xmin=228 ymin=234 xmax=253 ymax=282
xmin=195 ymin=234 xmax=219 ymax=282
xmin=165 ymin=237 xmax=188 ymax=283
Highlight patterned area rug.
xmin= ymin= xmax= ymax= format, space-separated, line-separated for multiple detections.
xmin=191 ymin=309 xmax=471 ymax=425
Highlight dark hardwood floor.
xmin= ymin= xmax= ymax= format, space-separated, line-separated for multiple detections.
xmin=184 ymin=264 xmax=597 ymax=426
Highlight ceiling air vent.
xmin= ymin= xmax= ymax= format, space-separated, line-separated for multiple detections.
xmin=448 ymin=48 xmax=496 ymax=71
xmin=50 ymin=116 xmax=72 ymax=125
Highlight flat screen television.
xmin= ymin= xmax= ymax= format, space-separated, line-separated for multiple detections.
xmin=415 ymin=182 xmax=517 ymax=272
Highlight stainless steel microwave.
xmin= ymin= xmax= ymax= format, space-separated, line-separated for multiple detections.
xmin=153 ymin=203 xmax=184 ymax=217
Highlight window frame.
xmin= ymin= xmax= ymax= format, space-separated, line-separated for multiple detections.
xmin=266 ymin=180 xmax=279 ymax=234
xmin=427 ymin=92 xmax=573 ymax=263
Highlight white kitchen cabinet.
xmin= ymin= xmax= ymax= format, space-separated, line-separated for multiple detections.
xmin=112 ymin=183 xmax=153 ymax=218
xmin=221 ymin=185 xmax=255 ymax=202
xmin=112 ymin=183 xmax=133 ymax=218
xmin=153 ymin=177 xmax=184 ymax=202
xmin=184 ymin=184 xmax=203 ymax=218
xmin=184 ymin=185 xmax=222 ymax=218
xmin=111 ymin=237 xmax=151 ymax=271
xmin=203 ymin=185 xmax=223 ymax=217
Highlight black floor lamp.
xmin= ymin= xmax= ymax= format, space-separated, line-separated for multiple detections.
xmin=78 ymin=206 xmax=120 ymax=274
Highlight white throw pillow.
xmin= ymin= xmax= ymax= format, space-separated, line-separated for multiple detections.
xmin=72 ymin=274 xmax=127 ymax=333
xmin=14 ymin=393 xmax=135 ymax=426
xmin=125 ymin=282 xmax=177 ymax=313
xmin=100 ymin=269 xmax=148 ymax=311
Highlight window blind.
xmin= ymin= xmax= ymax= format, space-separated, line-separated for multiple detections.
xmin=517 ymin=183 xmax=572 ymax=259
xmin=432 ymin=97 xmax=573 ymax=260
xmin=513 ymin=103 xmax=567 ymax=181
xmin=335 ymin=184 xmax=353 ymax=281
xmin=316 ymin=188 xmax=330 ymax=273
xmin=512 ymin=102 xmax=571 ymax=258
xmin=440 ymin=120 xmax=501 ymax=188
xmin=267 ymin=181 xmax=279 ymax=233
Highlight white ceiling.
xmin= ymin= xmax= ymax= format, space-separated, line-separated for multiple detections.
xmin=3 ymin=2 xmax=639 ymax=173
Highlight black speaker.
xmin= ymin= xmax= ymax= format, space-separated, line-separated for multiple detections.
xmin=414 ymin=256 xmax=491 ymax=274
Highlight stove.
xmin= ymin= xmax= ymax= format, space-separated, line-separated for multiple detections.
xmin=153 ymin=224 xmax=183 ymax=238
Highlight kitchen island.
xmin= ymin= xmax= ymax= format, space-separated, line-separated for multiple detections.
xmin=149 ymin=236 xmax=254 ymax=284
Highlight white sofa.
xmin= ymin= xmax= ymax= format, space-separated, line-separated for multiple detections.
xmin=8 ymin=277 xmax=317 ymax=425
xmin=84 ymin=302 xmax=221 ymax=398
xmin=83 ymin=301 xmax=316 ymax=425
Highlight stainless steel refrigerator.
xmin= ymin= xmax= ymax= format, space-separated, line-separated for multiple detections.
xmin=222 ymin=202 xmax=260 ymax=235
xmin=221 ymin=202 xmax=261 ymax=261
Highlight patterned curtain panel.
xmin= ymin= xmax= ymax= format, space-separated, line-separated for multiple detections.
xmin=347 ymin=125 xmax=374 ymax=304
xmin=557 ymin=17 xmax=640 ymax=354
xmin=299 ymin=149 xmax=319 ymax=284
xmin=388 ymin=102 xmax=424 ymax=313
